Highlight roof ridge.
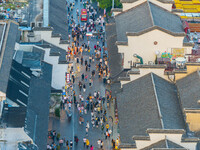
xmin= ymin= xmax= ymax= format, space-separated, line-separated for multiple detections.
xmin=147 ymin=1 xmax=154 ymax=26
xmin=150 ymin=73 xmax=164 ymax=129
xmin=115 ymin=1 xmax=148 ymax=17
xmin=165 ymin=136 xmax=169 ymax=148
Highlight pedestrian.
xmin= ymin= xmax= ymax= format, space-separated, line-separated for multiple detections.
xmin=66 ymin=140 xmax=69 ymax=147
xmin=83 ymin=137 xmax=86 ymax=147
xmin=91 ymin=119 xmax=95 ymax=128
xmin=81 ymin=56 xmax=83 ymax=65
xmin=83 ymin=84 xmax=86 ymax=92
xmin=86 ymin=139 xmax=90 ymax=148
xmin=108 ymin=129 xmax=112 ymax=138
xmin=86 ymin=127 xmax=89 ymax=136
xmin=85 ymin=75 xmax=88 ymax=82
xmin=74 ymin=136 xmax=79 ymax=144
xmin=100 ymin=140 xmax=104 ymax=149
xmin=90 ymin=145 xmax=94 ymax=150
xmin=84 ymin=107 xmax=87 ymax=114
xmin=89 ymin=55 xmax=92 ymax=63
xmin=86 ymin=121 xmax=90 ymax=129
xmin=79 ymin=116 xmax=83 ymax=124
xmin=105 ymin=130 xmax=109 ymax=139
xmin=86 ymin=65 xmax=88 ymax=72
xmin=89 ymin=78 xmax=92 ymax=87
xmin=70 ymin=140 xmax=73 ymax=148
xmin=101 ymin=124 xmax=104 ymax=132
xmin=112 ymin=139 xmax=115 ymax=148
xmin=97 ymin=139 xmax=101 ymax=148
xmin=81 ymin=73 xmax=85 ymax=80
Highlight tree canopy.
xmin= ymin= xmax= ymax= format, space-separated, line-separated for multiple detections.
xmin=96 ymin=0 xmax=122 ymax=12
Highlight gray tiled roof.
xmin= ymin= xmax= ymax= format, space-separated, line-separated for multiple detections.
xmin=117 ymin=73 xmax=185 ymax=144
xmin=117 ymin=73 xmax=162 ymax=143
xmin=106 ymin=22 xmax=124 ymax=97
xmin=25 ymin=61 xmax=52 ymax=150
xmin=120 ymin=0 xmax=174 ymax=3
xmin=6 ymin=60 xmax=32 ymax=107
xmin=0 ymin=21 xmax=19 ymax=93
xmin=115 ymin=1 xmax=185 ymax=42
xmin=23 ymin=46 xmax=45 ymax=61
xmin=141 ymin=139 xmax=185 ymax=150
xmin=152 ymin=74 xmax=186 ymax=130
xmin=49 ymin=0 xmax=69 ymax=40
xmin=106 ymin=23 xmax=123 ymax=77
xmin=176 ymin=71 xmax=200 ymax=109
xmin=2 ymin=105 xmax=27 ymax=127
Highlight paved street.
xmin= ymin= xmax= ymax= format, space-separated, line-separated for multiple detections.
xmin=48 ymin=0 xmax=116 ymax=150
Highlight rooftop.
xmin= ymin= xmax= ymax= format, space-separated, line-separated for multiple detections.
xmin=25 ymin=61 xmax=52 ymax=150
xmin=115 ymin=1 xmax=185 ymax=42
xmin=6 ymin=60 xmax=32 ymax=108
xmin=117 ymin=73 xmax=186 ymax=144
xmin=106 ymin=23 xmax=123 ymax=78
xmin=176 ymin=70 xmax=200 ymax=110
xmin=106 ymin=22 xmax=123 ymax=97
xmin=120 ymin=0 xmax=174 ymax=3
xmin=41 ymin=40 xmax=68 ymax=64
xmin=141 ymin=139 xmax=186 ymax=150
xmin=0 ymin=21 xmax=19 ymax=94
xmin=49 ymin=0 xmax=69 ymax=40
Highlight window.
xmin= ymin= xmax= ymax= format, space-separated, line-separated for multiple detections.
xmin=82 ymin=15 xmax=87 ymax=19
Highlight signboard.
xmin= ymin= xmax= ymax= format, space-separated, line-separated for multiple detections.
xmin=161 ymin=52 xmax=172 ymax=58
xmin=171 ymin=48 xmax=185 ymax=58
xmin=66 ymin=73 xmax=70 ymax=83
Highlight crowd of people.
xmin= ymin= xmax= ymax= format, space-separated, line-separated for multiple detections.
xmin=47 ymin=0 xmax=118 ymax=149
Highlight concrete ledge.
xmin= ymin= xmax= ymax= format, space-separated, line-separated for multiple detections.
xmin=111 ymin=8 xmax=122 ymax=12
xmin=132 ymin=136 xmax=150 ymax=141
xmin=52 ymin=34 xmax=61 ymax=38
xmin=60 ymin=40 xmax=70 ymax=44
xmin=120 ymin=0 xmax=173 ymax=3
xmin=116 ymin=41 xmax=128 ymax=46
xmin=146 ymin=129 xmax=185 ymax=134
xmin=32 ymin=27 xmax=53 ymax=31
xmin=118 ymin=143 xmax=137 ymax=148
xmin=136 ymin=64 xmax=167 ymax=68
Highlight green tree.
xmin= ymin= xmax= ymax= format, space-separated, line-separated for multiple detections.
xmin=55 ymin=108 xmax=60 ymax=118
xmin=97 ymin=0 xmax=122 ymax=12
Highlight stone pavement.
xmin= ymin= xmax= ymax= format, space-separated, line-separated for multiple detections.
xmin=47 ymin=0 xmax=119 ymax=150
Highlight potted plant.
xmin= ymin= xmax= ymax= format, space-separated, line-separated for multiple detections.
xmin=55 ymin=108 xmax=60 ymax=118
xmin=56 ymin=133 xmax=60 ymax=141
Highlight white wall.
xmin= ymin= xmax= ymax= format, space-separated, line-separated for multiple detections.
xmin=120 ymin=132 xmax=197 ymax=150
xmin=43 ymin=47 xmax=67 ymax=90
xmin=40 ymin=31 xmax=68 ymax=50
xmin=19 ymin=44 xmax=68 ymax=90
xmin=28 ymin=30 xmax=68 ymax=51
xmin=122 ymin=0 xmax=172 ymax=12
xmin=135 ymin=133 xmax=197 ymax=150
xmin=118 ymin=29 xmax=192 ymax=68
